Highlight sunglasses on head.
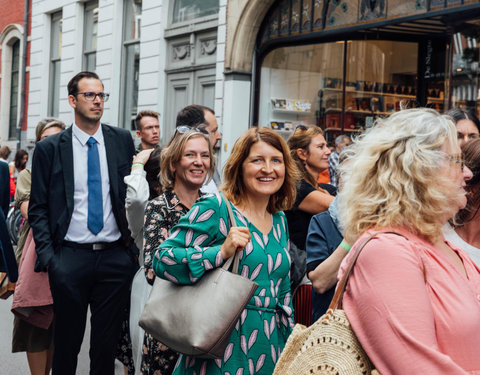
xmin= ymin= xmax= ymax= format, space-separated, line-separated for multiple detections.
xmin=175 ymin=125 xmax=209 ymax=135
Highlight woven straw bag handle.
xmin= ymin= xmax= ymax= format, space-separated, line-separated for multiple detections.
xmin=220 ymin=193 xmax=242 ymax=275
xmin=329 ymin=231 xmax=407 ymax=310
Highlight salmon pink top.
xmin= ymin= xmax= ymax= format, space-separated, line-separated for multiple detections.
xmin=338 ymin=228 xmax=480 ymax=375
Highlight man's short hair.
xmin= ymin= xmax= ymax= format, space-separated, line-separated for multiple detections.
xmin=0 ymin=146 xmax=11 ymax=159
xmin=135 ymin=110 xmax=160 ymax=131
xmin=335 ymin=134 xmax=350 ymax=147
xmin=175 ymin=105 xmax=215 ymax=129
xmin=67 ymin=71 xmax=102 ymax=96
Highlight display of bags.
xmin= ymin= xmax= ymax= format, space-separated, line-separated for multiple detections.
xmin=139 ymin=193 xmax=258 ymax=359
xmin=273 ymin=233 xmax=386 ymax=375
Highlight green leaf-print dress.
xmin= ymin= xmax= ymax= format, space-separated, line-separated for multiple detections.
xmin=153 ymin=193 xmax=294 ymax=375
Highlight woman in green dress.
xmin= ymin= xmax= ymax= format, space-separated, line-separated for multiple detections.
xmin=153 ymin=127 xmax=300 ymax=374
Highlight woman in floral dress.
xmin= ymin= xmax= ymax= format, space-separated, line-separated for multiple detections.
xmin=140 ymin=129 xmax=215 ymax=374
xmin=154 ymin=127 xmax=300 ymax=374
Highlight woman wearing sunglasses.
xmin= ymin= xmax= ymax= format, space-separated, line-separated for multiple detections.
xmin=140 ymin=128 xmax=214 ymax=374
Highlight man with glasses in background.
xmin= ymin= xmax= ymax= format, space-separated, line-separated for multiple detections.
xmin=29 ymin=71 xmax=137 ymax=375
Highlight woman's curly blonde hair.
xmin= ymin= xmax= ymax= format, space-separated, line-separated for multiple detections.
xmin=338 ymin=108 xmax=462 ymax=242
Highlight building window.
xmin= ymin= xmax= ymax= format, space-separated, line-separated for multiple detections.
xmin=83 ymin=1 xmax=98 ymax=71
xmin=49 ymin=11 xmax=62 ymax=117
xmin=172 ymin=0 xmax=219 ymax=24
xmin=9 ymin=39 xmax=20 ymax=140
xmin=121 ymin=0 xmax=141 ymax=130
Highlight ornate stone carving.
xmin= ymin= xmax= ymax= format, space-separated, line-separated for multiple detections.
xmin=173 ymin=44 xmax=190 ymax=60
xmin=200 ymin=39 xmax=217 ymax=56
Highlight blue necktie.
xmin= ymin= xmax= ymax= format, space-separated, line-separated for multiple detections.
xmin=87 ymin=137 xmax=103 ymax=235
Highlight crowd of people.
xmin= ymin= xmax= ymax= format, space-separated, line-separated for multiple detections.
xmin=1 ymin=70 xmax=480 ymax=375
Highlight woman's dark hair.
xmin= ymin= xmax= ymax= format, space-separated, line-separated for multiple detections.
xmin=445 ymin=108 xmax=480 ymax=132
xmin=14 ymin=149 xmax=28 ymax=170
xmin=144 ymin=146 xmax=162 ymax=200
xmin=455 ymin=138 xmax=480 ymax=224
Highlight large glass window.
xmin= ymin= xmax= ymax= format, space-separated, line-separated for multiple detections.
xmin=258 ymin=40 xmax=419 ymax=142
xmin=451 ymin=30 xmax=480 ymax=114
xmin=9 ymin=39 xmax=20 ymax=140
xmin=172 ymin=0 xmax=219 ymax=24
xmin=121 ymin=0 xmax=141 ymax=130
xmin=83 ymin=1 xmax=98 ymax=71
xmin=49 ymin=11 xmax=62 ymax=117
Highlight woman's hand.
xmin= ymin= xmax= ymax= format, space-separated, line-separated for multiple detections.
xmin=131 ymin=149 xmax=154 ymax=170
xmin=220 ymin=227 xmax=251 ymax=260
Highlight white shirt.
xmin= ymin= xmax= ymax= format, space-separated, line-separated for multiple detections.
xmin=65 ymin=123 xmax=121 ymax=243
xmin=442 ymin=223 xmax=480 ymax=267
xmin=124 ymin=168 xmax=149 ymax=256
xmin=201 ymin=176 xmax=218 ymax=195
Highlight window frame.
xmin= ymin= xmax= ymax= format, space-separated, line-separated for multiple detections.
xmin=48 ymin=11 xmax=62 ymax=117
xmin=83 ymin=0 xmax=98 ymax=72
xmin=168 ymin=0 xmax=219 ymax=29
xmin=8 ymin=39 xmax=20 ymax=140
xmin=119 ymin=0 xmax=142 ymax=130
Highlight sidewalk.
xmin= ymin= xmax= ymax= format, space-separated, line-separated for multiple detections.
xmin=0 ymin=299 xmax=125 ymax=374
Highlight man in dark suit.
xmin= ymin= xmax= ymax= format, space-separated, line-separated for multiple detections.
xmin=29 ymin=71 xmax=136 ymax=375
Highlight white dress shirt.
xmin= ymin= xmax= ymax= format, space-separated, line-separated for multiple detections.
xmin=65 ymin=124 xmax=121 ymax=243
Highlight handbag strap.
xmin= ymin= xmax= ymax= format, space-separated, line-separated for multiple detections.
xmin=219 ymin=192 xmax=241 ymax=274
xmin=329 ymin=231 xmax=407 ymax=310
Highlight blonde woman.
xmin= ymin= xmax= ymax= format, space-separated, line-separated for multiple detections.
xmin=139 ymin=128 xmax=214 ymax=374
xmin=337 ymin=108 xmax=479 ymax=374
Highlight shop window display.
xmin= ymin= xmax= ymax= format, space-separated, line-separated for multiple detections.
xmin=258 ymin=40 xmax=423 ymax=142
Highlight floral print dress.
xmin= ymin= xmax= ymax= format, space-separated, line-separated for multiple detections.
xmin=153 ymin=193 xmax=294 ymax=375
xmin=141 ymin=190 xmax=199 ymax=375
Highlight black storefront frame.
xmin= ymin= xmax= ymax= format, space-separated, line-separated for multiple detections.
xmin=253 ymin=1 xmax=480 ymax=132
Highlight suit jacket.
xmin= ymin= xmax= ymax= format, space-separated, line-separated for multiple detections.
xmin=28 ymin=124 xmax=135 ymax=272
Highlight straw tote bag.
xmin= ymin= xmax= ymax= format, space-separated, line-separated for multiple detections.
xmin=273 ymin=232 xmax=391 ymax=375
xmin=139 ymin=193 xmax=258 ymax=359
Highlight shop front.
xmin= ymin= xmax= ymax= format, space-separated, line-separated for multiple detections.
xmin=252 ymin=0 xmax=480 ymax=142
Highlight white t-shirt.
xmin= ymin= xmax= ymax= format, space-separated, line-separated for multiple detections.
xmin=442 ymin=223 xmax=480 ymax=267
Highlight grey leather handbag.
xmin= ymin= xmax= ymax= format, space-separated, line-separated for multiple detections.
xmin=139 ymin=193 xmax=258 ymax=359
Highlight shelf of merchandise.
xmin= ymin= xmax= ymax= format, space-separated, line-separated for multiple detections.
xmin=271 ymin=109 xmax=312 ymax=115
xmin=325 ymin=108 xmax=391 ymax=116
xmin=323 ymin=87 xmax=444 ymax=103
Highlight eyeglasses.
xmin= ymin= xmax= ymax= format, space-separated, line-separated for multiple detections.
xmin=77 ymin=92 xmax=110 ymax=102
xmin=445 ymin=153 xmax=465 ymax=170
xmin=175 ymin=125 xmax=209 ymax=135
